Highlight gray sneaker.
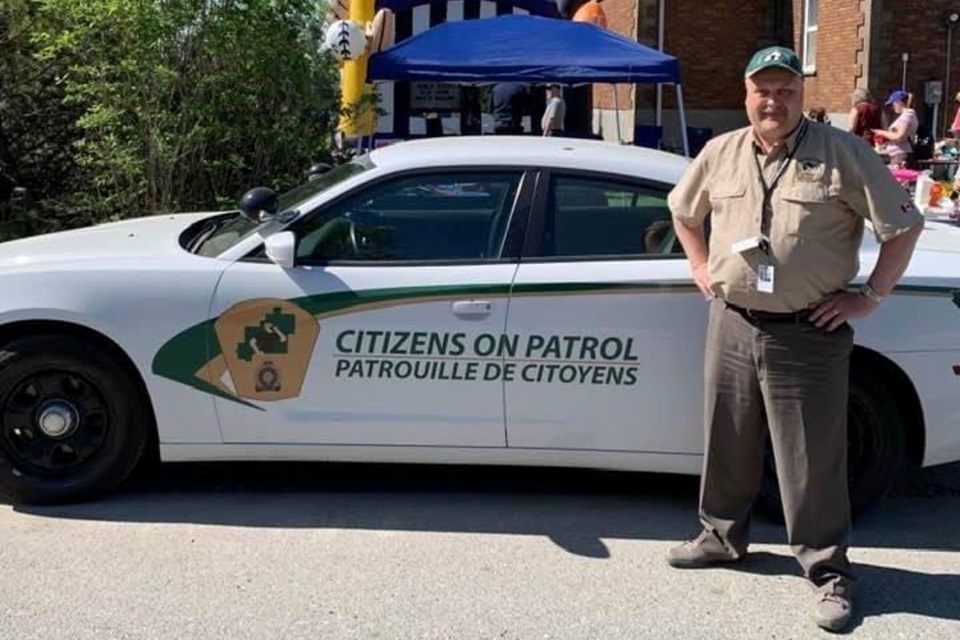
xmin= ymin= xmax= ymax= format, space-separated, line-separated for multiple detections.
xmin=814 ymin=593 xmax=853 ymax=632
xmin=666 ymin=530 xmax=743 ymax=568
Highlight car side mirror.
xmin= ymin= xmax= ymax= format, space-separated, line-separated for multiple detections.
xmin=238 ymin=186 xmax=279 ymax=222
xmin=264 ymin=231 xmax=296 ymax=269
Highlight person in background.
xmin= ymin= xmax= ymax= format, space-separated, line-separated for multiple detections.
xmin=872 ymin=90 xmax=918 ymax=168
xmin=807 ymin=106 xmax=830 ymax=124
xmin=541 ymin=84 xmax=566 ymax=136
xmin=847 ymin=88 xmax=882 ymax=144
xmin=491 ymin=83 xmax=529 ymax=135
xmin=949 ymin=91 xmax=960 ymax=136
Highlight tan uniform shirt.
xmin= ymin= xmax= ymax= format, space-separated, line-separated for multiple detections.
xmin=668 ymin=120 xmax=924 ymax=312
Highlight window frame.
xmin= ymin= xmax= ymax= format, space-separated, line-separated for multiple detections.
xmin=248 ymin=166 xmax=537 ymax=268
xmin=802 ymin=0 xmax=819 ymax=74
xmin=521 ymin=168 xmax=684 ymax=263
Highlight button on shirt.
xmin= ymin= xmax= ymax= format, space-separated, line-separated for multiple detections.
xmin=668 ymin=121 xmax=924 ymax=312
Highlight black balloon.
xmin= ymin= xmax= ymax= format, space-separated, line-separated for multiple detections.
xmin=555 ymin=0 xmax=589 ymax=19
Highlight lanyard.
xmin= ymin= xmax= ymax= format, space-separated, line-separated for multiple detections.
xmin=752 ymin=119 xmax=809 ymax=253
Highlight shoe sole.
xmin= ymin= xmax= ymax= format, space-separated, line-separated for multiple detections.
xmin=814 ymin=618 xmax=852 ymax=633
xmin=666 ymin=555 xmax=741 ymax=569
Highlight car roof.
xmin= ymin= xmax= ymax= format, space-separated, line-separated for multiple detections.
xmin=367 ymin=136 xmax=691 ymax=184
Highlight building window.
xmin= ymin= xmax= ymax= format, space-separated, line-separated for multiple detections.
xmin=803 ymin=0 xmax=819 ymax=72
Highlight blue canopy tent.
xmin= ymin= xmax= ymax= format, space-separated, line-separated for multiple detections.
xmin=367 ymin=14 xmax=690 ymax=155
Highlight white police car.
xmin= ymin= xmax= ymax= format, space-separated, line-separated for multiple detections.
xmin=0 ymin=136 xmax=958 ymax=510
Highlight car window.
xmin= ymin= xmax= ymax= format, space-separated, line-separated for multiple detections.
xmin=296 ymin=170 xmax=523 ymax=262
xmin=537 ymin=174 xmax=682 ymax=258
xmin=191 ymin=159 xmax=373 ymax=258
xmin=278 ymin=157 xmax=373 ymax=212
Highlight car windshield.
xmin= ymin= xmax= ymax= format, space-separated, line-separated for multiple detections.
xmin=191 ymin=157 xmax=374 ymax=257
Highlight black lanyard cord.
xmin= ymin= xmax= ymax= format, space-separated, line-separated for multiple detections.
xmin=753 ymin=119 xmax=810 ymax=251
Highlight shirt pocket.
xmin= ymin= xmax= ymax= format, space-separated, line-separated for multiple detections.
xmin=779 ymin=183 xmax=836 ymax=237
xmin=708 ymin=183 xmax=747 ymax=215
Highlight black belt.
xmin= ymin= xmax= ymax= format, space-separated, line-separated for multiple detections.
xmin=724 ymin=301 xmax=812 ymax=324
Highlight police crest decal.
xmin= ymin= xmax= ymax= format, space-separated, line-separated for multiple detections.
xmin=213 ymin=299 xmax=320 ymax=401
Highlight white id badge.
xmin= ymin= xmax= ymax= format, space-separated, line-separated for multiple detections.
xmin=732 ymin=236 xmax=763 ymax=254
xmin=757 ymin=263 xmax=775 ymax=294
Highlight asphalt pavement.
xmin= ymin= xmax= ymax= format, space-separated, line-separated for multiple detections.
xmin=1 ymin=461 xmax=958 ymax=639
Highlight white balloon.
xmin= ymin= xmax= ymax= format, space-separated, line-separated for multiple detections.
xmin=323 ymin=20 xmax=368 ymax=62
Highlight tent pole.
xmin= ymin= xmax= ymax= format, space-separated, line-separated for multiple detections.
xmin=613 ymin=85 xmax=622 ymax=143
xmin=656 ymin=0 xmax=665 ymax=128
xmin=676 ymin=84 xmax=690 ymax=158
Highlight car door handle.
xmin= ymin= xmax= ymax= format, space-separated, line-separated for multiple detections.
xmin=451 ymin=300 xmax=493 ymax=317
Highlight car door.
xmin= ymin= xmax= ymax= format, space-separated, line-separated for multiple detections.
xmin=503 ymin=170 xmax=707 ymax=455
xmin=210 ymin=167 xmax=533 ymax=446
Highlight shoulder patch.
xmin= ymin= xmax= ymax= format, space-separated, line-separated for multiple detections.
xmin=900 ymin=201 xmax=919 ymax=214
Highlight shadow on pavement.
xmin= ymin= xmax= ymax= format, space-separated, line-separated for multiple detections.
xmin=8 ymin=460 xmax=960 ymax=556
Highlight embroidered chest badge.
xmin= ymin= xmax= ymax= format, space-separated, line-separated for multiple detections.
xmin=795 ymin=158 xmax=825 ymax=182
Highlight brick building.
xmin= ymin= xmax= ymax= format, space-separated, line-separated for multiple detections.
xmin=598 ymin=0 xmax=960 ymax=147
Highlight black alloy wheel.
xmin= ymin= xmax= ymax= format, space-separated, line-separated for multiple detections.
xmin=0 ymin=335 xmax=149 ymax=504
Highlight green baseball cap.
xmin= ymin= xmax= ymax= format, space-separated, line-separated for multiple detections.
xmin=745 ymin=46 xmax=803 ymax=78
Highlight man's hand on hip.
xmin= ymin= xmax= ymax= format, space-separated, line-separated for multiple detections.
xmin=809 ymin=291 xmax=879 ymax=331
xmin=692 ymin=262 xmax=714 ymax=300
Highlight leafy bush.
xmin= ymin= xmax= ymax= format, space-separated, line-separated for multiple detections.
xmin=1 ymin=0 xmax=340 ymax=239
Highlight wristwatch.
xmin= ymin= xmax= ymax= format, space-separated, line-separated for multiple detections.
xmin=859 ymin=282 xmax=885 ymax=304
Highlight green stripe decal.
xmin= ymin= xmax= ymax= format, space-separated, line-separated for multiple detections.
xmin=151 ymin=319 xmax=262 ymax=410
xmin=152 ymin=280 xmax=959 ymax=409
xmin=152 ymin=283 xmax=516 ymax=409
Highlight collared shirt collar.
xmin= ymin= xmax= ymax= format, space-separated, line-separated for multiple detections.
xmin=752 ymin=117 xmax=808 ymax=155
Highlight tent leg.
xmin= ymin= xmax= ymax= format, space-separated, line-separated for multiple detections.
xmin=656 ymin=84 xmax=662 ymax=128
xmin=656 ymin=0 xmax=664 ymax=128
xmin=613 ymin=84 xmax=622 ymax=143
xmin=676 ymin=84 xmax=690 ymax=158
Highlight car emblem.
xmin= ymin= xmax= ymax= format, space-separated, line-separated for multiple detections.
xmin=210 ymin=299 xmax=320 ymax=401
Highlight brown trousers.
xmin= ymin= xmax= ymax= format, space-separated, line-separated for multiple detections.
xmin=699 ymin=299 xmax=855 ymax=594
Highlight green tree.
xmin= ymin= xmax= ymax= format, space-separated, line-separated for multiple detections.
xmin=3 ymin=0 xmax=339 ymax=238
xmin=0 ymin=1 xmax=88 ymax=240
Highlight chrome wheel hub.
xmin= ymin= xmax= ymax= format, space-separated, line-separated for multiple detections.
xmin=36 ymin=400 xmax=80 ymax=438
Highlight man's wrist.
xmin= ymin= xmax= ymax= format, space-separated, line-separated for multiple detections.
xmin=859 ymin=282 xmax=886 ymax=304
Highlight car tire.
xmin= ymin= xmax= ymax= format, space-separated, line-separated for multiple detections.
xmin=0 ymin=335 xmax=149 ymax=505
xmin=755 ymin=361 xmax=907 ymax=520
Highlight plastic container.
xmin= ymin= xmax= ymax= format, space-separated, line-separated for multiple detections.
xmin=914 ymin=171 xmax=934 ymax=211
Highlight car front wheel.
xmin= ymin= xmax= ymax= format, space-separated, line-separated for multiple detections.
xmin=0 ymin=335 xmax=149 ymax=505
xmin=756 ymin=361 xmax=907 ymax=519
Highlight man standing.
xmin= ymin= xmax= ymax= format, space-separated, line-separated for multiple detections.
xmin=491 ymin=82 xmax=528 ymax=135
xmin=666 ymin=46 xmax=923 ymax=632
xmin=541 ymin=84 xmax=566 ymax=136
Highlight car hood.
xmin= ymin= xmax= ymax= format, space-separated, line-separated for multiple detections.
xmin=914 ymin=219 xmax=960 ymax=252
xmin=0 ymin=211 xmax=223 ymax=266
xmin=862 ymin=219 xmax=960 ymax=254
